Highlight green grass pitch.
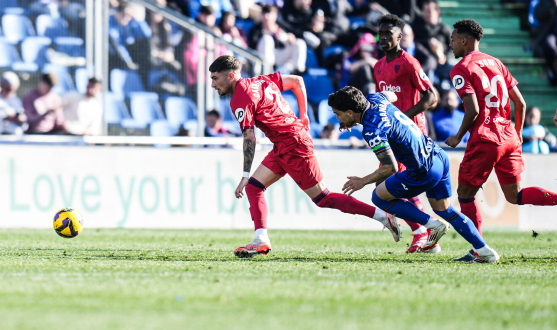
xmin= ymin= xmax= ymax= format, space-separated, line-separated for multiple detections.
xmin=0 ymin=228 xmax=556 ymax=330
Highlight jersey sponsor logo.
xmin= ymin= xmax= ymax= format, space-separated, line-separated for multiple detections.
xmin=364 ymin=132 xmax=383 ymax=149
xmin=452 ymin=75 xmax=465 ymax=89
xmin=419 ymin=68 xmax=429 ymax=81
xmin=378 ymin=81 xmax=401 ymax=93
xmin=234 ymin=108 xmax=245 ymax=123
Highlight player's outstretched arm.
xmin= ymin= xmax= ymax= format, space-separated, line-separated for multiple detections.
xmin=342 ymin=149 xmax=398 ymax=196
xmin=445 ymin=93 xmax=479 ymax=148
xmin=235 ymin=128 xmax=256 ymax=199
xmin=380 ymin=91 xmax=398 ymax=103
xmin=509 ymin=86 xmax=527 ymax=143
xmin=404 ymin=88 xmax=437 ymax=119
xmin=282 ymin=75 xmax=309 ymax=128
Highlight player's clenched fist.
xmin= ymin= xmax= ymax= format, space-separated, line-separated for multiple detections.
xmin=445 ymin=135 xmax=461 ymax=148
xmin=235 ymin=177 xmax=249 ymax=198
xmin=343 ymin=176 xmax=366 ymax=196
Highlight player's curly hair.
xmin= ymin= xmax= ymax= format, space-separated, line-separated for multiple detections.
xmin=453 ymin=19 xmax=483 ymax=41
xmin=378 ymin=14 xmax=405 ymax=31
xmin=328 ymin=86 xmax=367 ymax=113
xmin=209 ymin=55 xmax=241 ymax=73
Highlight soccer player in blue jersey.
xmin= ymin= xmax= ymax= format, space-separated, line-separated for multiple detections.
xmin=329 ymin=86 xmax=500 ymax=263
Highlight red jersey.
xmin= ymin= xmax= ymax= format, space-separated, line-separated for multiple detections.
xmin=230 ymin=72 xmax=310 ymax=155
xmin=450 ymin=51 xmax=519 ymax=145
xmin=373 ymin=49 xmax=432 ymax=135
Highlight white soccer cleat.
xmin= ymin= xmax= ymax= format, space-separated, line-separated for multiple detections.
xmin=382 ymin=213 xmax=401 ymax=242
xmin=420 ymin=219 xmax=450 ymax=252
xmin=470 ymin=247 xmax=500 ymax=263
xmin=420 ymin=243 xmax=441 ymax=254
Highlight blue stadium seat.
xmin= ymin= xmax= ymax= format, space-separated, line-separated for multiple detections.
xmin=323 ymin=45 xmax=345 ymax=63
xmin=74 ymin=67 xmax=89 ymax=94
xmin=339 ymin=125 xmax=363 ymax=140
xmin=306 ymin=48 xmax=319 ymax=69
xmin=0 ymin=0 xmax=18 ymax=9
xmin=1 ymin=14 xmax=35 ymax=44
xmin=165 ymin=96 xmax=198 ymax=130
xmin=303 ymin=69 xmax=334 ymax=105
xmin=43 ymin=64 xmax=75 ymax=94
xmin=348 ymin=17 xmax=367 ymax=30
xmin=104 ymin=93 xmax=130 ymax=124
xmin=36 ymin=15 xmax=70 ymax=38
xmin=121 ymin=92 xmax=163 ymax=129
xmin=219 ymin=98 xmax=236 ymax=122
xmin=150 ymin=120 xmax=178 ymax=147
xmin=235 ymin=19 xmax=255 ymax=37
xmin=148 ymin=69 xmax=180 ymax=88
xmin=318 ymin=99 xmax=338 ymax=124
xmin=19 ymin=36 xmax=51 ymax=68
xmin=110 ymin=69 xmax=144 ymax=100
xmin=282 ymin=91 xmax=299 ymax=116
xmin=0 ymin=38 xmax=21 ymax=68
xmin=55 ymin=37 xmax=85 ymax=57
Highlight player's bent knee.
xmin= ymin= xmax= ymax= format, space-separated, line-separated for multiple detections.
xmin=372 ymin=190 xmax=393 ymax=211
xmin=246 ymin=178 xmax=266 ymax=195
xmin=432 ymin=205 xmax=460 ymax=221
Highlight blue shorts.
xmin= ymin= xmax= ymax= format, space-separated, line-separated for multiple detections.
xmin=384 ymin=150 xmax=452 ymax=200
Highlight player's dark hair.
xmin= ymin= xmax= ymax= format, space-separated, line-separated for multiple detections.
xmin=328 ymin=86 xmax=367 ymax=113
xmin=41 ymin=73 xmax=58 ymax=87
xmin=453 ymin=19 xmax=483 ymax=41
xmin=379 ymin=14 xmax=405 ymax=31
xmin=209 ymin=55 xmax=241 ymax=73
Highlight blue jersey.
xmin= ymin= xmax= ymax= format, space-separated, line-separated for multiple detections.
xmin=361 ymin=92 xmax=442 ymax=174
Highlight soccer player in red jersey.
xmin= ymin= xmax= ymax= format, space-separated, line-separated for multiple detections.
xmin=208 ymin=55 xmax=400 ymax=258
xmin=446 ymin=19 xmax=557 ymax=261
xmin=374 ymin=15 xmax=439 ymax=253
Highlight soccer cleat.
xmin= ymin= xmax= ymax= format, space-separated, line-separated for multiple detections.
xmin=420 ymin=243 xmax=441 ymax=254
xmin=469 ymin=247 xmax=500 ymax=264
xmin=406 ymin=232 xmax=428 ymax=253
xmin=452 ymin=249 xmax=475 ymax=262
xmin=382 ymin=213 xmax=401 ymax=242
xmin=420 ymin=219 xmax=450 ymax=252
xmin=234 ymin=240 xmax=272 ymax=258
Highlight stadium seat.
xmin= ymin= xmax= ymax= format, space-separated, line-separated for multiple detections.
xmin=104 ymin=93 xmax=130 ymax=124
xmin=282 ymin=91 xmax=299 ymax=116
xmin=36 ymin=15 xmax=70 ymax=38
xmin=148 ymin=69 xmax=180 ymax=89
xmin=235 ymin=19 xmax=255 ymax=37
xmin=121 ymin=92 xmax=164 ymax=129
xmin=165 ymin=96 xmax=198 ymax=130
xmin=1 ymin=14 xmax=35 ymax=44
xmin=110 ymin=69 xmax=144 ymax=100
xmin=19 ymin=36 xmax=51 ymax=68
xmin=303 ymin=69 xmax=334 ymax=105
xmin=150 ymin=120 xmax=178 ymax=147
xmin=43 ymin=64 xmax=75 ymax=94
xmin=339 ymin=125 xmax=363 ymax=140
xmin=0 ymin=0 xmax=18 ymax=9
xmin=0 ymin=38 xmax=21 ymax=68
xmin=318 ymin=99 xmax=339 ymax=124
xmin=74 ymin=67 xmax=89 ymax=94
xmin=306 ymin=48 xmax=319 ymax=69
xmin=219 ymin=98 xmax=236 ymax=122
xmin=55 ymin=37 xmax=85 ymax=58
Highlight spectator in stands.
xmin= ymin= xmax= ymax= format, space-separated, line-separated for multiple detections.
xmin=196 ymin=5 xmax=223 ymax=36
xmin=109 ymin=2 xmax=152 ymax=72
xmin=0 ymin=72 xmax=27 ymax=135
xmin=431 ymin=90 xmax=469 ymax=143
xmin=23 ymin=73 xmax=66 ymax=134
xmin=311 ymin=0 xmax=350 ymax=36
xmin=204 ymin=110 xmax=229 ymax=137
xmin=249 ymin=5 xmax=307 ymax=74
xmin=376 ymin=0 xmax=419 ymax=23
xmin=522 ymin=106 xmax=557 ymax=154
xmin=411 ymin=0 xmax=452 ymax=84
xmin=341 ymin=33 xmax=378 ymax=94
xmin=219 ymin=11 xmax=248 ymax=48
xmin=189 ymin=0 xmax=235 ymax=20
xmin=62 ymin=78 xmax=103 ymax=136
xmin=167 ymin=0 xmax=192 ymax=17
xmin=280 ymin=0 xmax=338 ymax=64
xmin=319 ymin=123 xmax=338 ymax=140
xmin=535 ymin=0 xmax=557 ymax=84
xmin=400 ymin=24 xmax=437 ymax=75
xmin=30 ymin=0 xmax=86 ymax=37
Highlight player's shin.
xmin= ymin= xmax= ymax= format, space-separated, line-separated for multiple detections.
xmin=313 ymin=189 xmax=385 ymax=221
xmin=433 ymin=206 xmax=486 ymax=249
xmin=517 ymin=187 xmax=557 ymax=206
xmin=245 ymin=178 xmax=269 ymax=241
xmin=458 ymin=197 xmax=483 ymax=237
xmin=372 ymin=191 xmax=430 ymax=225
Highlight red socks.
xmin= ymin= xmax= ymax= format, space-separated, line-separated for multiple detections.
xmin=518 ymin=187 xmax=557 ymax=206
xmin=405 ymin=197 xmax=424 ymax=232
xmin=459 ymin=197 xmax=483 ymax=237
xmin=313 ymin=189 xmax=377 ymax=219
xmin=245 ymin=178 xmax=268 ymax=230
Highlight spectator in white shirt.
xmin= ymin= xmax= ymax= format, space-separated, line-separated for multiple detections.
xmin=63 ymin=78 xmax=103 ymax=136
xmin=0 ymin=72 xmax=27 ymax=135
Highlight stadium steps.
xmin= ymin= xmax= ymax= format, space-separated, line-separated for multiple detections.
xmin=441 ymin=0 xmax=557 ymax=134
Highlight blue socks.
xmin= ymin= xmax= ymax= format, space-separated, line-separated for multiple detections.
xmin=372 ymin=190 xmax=430 ymax=226
xmin=433 ymin=205 xmax=486 ymax=249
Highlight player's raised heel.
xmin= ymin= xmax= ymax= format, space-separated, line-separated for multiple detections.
xmin=420 ymin=219 xmax=450 ymax=252
xmin=234 ymin=241 xmax=272 ymax=258
xmin=383 ymin=213 xmax=401 ymax=242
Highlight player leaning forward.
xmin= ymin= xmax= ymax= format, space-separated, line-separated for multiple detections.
xmin=446 ymin=19 xmax=557 ymax=261
xmin=330 ymin=87 xmax=500 ymax=263
xmin=208 ymin=55 xmax=400 ymax=258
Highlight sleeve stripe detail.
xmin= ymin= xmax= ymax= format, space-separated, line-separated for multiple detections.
xmin=242 ymin=125 xmax=255 ymax=131
xmin=373 ymin=146 xmax=391 ymax=154
xmin=372 ymin=142 xmax=390 ymax=151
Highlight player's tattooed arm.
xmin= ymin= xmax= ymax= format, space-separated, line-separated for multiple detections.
xmin=242 ymin=129 xmax=256 ymax=172
xmin=343 ymin=149 xmax=398 ymax=196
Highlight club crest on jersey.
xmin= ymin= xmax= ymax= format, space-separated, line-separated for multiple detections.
xmin=452 ymin=75 xmax=465 ymax=89
xmin=235 ymin=108 xmax=245 ymax=123
xmin=379 ymin=81 xmax=401 ymax=92
xmin=394 ymin=65 xmax=401 ymax=73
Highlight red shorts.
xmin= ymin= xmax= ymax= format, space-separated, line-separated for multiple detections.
xmin=459 ymin=139 xmax=525 ymax=188
xmin=261 ymin=144 xmax=323 ymax=190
